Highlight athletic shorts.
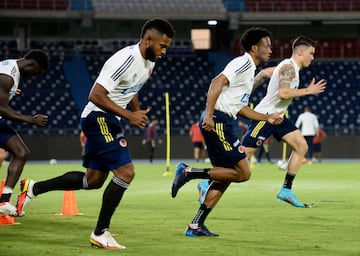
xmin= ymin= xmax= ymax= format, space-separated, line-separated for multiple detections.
xmin=242 ymin=117 xmax=297 ymax=148
xmin=313 ymin=143 xmax=322 ymax=153
xmin=0 ymin=119 xmax=17 ymax=147
xmin=80 ymin=111 xmax=132 ymax=172
xmin=193 ymin=142 xmax=204 ymax=149
xmin=200 ymin=110 xmax=246 ymax=168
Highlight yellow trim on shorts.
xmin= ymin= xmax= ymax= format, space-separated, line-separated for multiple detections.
xmin=215 ymin=123 xmax=232 ymax=151
xmin=250 ymin=120 xmax=266 ymax=138
xmin=97 ymin=117 xmax=114 ymax=143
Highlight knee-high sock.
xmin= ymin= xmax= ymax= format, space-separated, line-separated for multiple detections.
xmin=190 ymin=204 xmax=212 ymax=227
xmin=94 ymin=176 xmax=128 ymax=235
xmin=33 ymin=171 xmax=86 ymax=196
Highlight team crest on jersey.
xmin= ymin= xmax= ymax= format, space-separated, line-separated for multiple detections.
xmin=238 ymin=145 xmax=245 ymax=153
xmin=119 ymin=139 xmax=127 ymax=147
xmin=131 ymin=73 xmax=137 ymax=83
xmin=256 ymin=140 xmax=263 ymax=146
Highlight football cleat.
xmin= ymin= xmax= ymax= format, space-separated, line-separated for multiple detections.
xmin=277 ymin=188 xmax=305 ymax=208
xmin=171 ymin=163 xmax=190 ymax=198
xmin=0 ymin=202 xmax=18 ymax=216
xmin=90 ymin=230 xmax=126 ymax=249
xmin=185 ymin=225 xmax=219 ymax=237
xmin=16 ymin=178 xmax=36 ymax=217
xmin=197 ymin=180 xmax=209 ymax=205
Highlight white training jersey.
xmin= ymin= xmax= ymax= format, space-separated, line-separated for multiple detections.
xmin=295 ymin=112 xmax=319 ymax=136
xmin=0 ymin=59 xmax=20 ymax=101
xmin=255 ymin=58 xmax=300 ymax=114
xmin=81 ymin=43 xmax=155 ymax=119
xmin=215 ymin=52 xmax=256 ymax=119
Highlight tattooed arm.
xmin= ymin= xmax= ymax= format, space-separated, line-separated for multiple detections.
xmin=252 ymin=67 xmax=275 ymax=92
xmin=278 ymin=64 xmax=326 ymax=100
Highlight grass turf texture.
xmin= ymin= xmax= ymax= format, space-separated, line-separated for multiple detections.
xmin=0 ymin=161 xmax=359 ymax=256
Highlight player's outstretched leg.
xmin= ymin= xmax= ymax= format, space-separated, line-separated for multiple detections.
xmin=171 ymin=163 xmax=191 ymax=198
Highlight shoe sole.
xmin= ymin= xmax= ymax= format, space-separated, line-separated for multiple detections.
xmin=89 ymin=239 xmax=126 ymax=250
xmin=16 ymin=178 xmax=31 ymax=216
xmin=277 ymin=195 xmax=305 ymax=208
xmin=185 ymin=230 xmax=219 ymax=237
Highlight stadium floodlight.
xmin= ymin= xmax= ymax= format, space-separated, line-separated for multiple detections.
xmin=207 ymin=20 xmax=217 ymax=26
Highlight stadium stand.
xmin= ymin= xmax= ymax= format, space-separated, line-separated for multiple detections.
xmin=0 ymin=0 xmax=69 ymax=10
xmin=0 ymin=38 xmax=359 ymax=136
xmin=0 ymin=0 xmax=359 ymax=137
xmin=222 ymin=0 xmax=247 ymax=12
xmin=245 ymin=0 xmax=360 ymax=12
xmin=69 ymin=0 xmax=93 ymax=10
xmin=91 ymin=0 xmax=226 ymax=14
xmin=234 ymin=38 xmax=360 ymax=59
xmin=1 ymin=0 xmax=358 ymax=12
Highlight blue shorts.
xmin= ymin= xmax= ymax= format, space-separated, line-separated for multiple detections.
xmin=80 ymin=111 xmax=132 ymax=172
xmin=0 ymin=119 xmax=17 ymax=147
xmin=200 ymin=110 xmax=246 ymax=168
xmin=242 ymin=117 xmax=297 ymax=148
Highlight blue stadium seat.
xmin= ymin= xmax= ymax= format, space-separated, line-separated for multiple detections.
xmin=1 ymin=40 xmax=359 ymax=135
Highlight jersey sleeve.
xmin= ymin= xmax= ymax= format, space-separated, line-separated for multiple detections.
xmin=0 ymin=61 xmax=16 ymax=83
xmin=221 ymin=56 xmax=248 ymax=86
xmin=95 ymin=51 xmax=134 ymax=92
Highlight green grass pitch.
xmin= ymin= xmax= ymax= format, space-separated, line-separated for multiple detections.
xmin=0 ymin=161 xmax=359 ymax=256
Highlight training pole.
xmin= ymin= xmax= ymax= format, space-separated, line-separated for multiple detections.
xmin=282 ymin=110 xmax=288 ymax=161
xmin=163 ymin=92 xmax=172 ymax=176
xmin=249 ymin=103 xmax=256 ymax=169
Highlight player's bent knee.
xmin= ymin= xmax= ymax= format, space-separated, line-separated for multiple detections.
xmin=14 ymin=148 xmax=30 ymax=160
xmin=234 ymin=170 xmax=251 ymax=182
xmin=87 ymin=180 xmax=104 ymax=189
xmin=114 ymin=164 xmax=136 ymax=183
xmin=241 ymin=172 xmax=251 ymax=182
xmin=298 ymin=142 xmax=308 ymax=155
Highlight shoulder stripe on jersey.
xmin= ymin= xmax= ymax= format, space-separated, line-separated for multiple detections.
xmin=234 ymin=59 xmax=251 ymax=74
xmin=10 ymin=66 xmax=16 ymax=76
xmin=111 ymin=55 xmax=134 ymax=81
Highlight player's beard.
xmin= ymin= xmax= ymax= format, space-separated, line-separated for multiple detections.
xmin=145 ymin=46 xmax=157 ymax=62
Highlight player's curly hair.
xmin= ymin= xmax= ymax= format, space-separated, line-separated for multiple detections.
xmin=140 ymin=17 xmax=175 ymax=39
xmin=24 ymin=49 xmax=50 ymax=70
xmin=292 ymin=36 xmax=316 ymax=50
xmin=240 ymin=27 xmax=271 ymax=52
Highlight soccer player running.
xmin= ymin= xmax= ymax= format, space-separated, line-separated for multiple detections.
xmin=242 ymin=36 xmax=326 ymax=208
xmin=17 ymin=18 xmax=175 ymax=249
xmin=171 ymin=27 xmax=284 ymax=236
xmin=0 ymin=49 xmax=49 ymax=216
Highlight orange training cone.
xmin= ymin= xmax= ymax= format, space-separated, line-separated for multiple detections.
xmin=56 ymin=190 xmax=83 ymax=216
xmin=0 ymin=179 xmax=20 ymax=225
